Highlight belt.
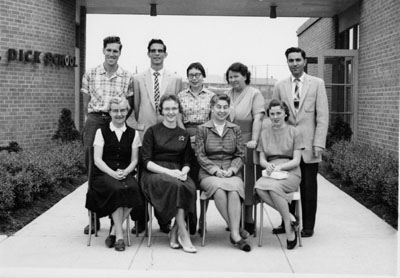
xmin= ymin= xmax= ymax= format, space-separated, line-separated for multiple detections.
xmin=89 ymin=111 xmax=110 ymax=117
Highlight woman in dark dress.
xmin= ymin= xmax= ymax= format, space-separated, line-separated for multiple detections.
xmin=86 ymin=97 xmax=143 ymax=252
xmin=141 ymin=94 xmax=197 ymax=253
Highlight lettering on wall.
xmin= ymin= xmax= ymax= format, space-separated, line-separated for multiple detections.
xmin=4 ymin=49 xmax=77 ymax=68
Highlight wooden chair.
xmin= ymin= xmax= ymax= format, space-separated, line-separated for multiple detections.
xmin=86 ymin=146 xmax=134 ymax=246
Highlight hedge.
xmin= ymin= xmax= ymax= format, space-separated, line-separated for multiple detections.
xmin=0 ymin=141 xmax=85 ymax=217
xmin=324 ymin=140 xmax=398 ymax=213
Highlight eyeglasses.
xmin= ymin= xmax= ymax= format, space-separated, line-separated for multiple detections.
xmin=110 ymin=108 xmax=128 ymax=114
xmin=188 ymin=73 xmax=202 ymax=79
xmin=149 ymin=49 xmax=165 ymax=53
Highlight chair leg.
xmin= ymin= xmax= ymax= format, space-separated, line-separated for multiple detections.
xmin=147 ymin=201 xmax=153 ymax=247
xmin=201 ymin=199 xmax=207 ymax=247
xmin=297 ymin=198 xmax=303 ymax=247
xmin=87 ymin=211 xmax=92 ymax=246
xmin=126 ymin=217 xmax=131 ymax=246
xmin=258 ymin=202 xmax=264 ymax=247
xmin=253 ymin=203 xmax=257 ymax=237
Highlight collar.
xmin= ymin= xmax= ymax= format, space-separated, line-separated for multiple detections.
xmin=291 ymin=73 xmax=305 ymax=83
xmin=185 ymin=86 xmax=207 ymax=96
xmin=98 ymin=64 xmax=122 ymax=77
xmin=150 ymin=68 xmax=164 ymax=76
xmin=203 ymin=120 xmax=236 ymax=129
xmin=109 ymin=122 xmax=127 ymax=132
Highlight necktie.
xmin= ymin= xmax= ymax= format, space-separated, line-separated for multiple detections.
xmin=153 ymin=71 xmax=160 ymax=110
xmin=293 ymin=78 xmax=300 ymax=109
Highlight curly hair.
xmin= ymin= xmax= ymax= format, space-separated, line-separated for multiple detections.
xmin=267 ymin=99 xmax=290 ymax=121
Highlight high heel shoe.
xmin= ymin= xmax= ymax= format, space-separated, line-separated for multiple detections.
xmin=230 ymin=235 xmax=251 ymax=252
xmin=169 ymin=232 xmax=180 ymax=249
xmin=286 ymin=230 xmax=298 ymax=250
xmin=178 ymin=236 xmax=197 ymax=253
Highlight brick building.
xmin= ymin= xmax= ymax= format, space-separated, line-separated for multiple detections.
xmin=297 ymin=0 xmax=399 ymax=153
xmin=0 ymin=0 xmax=398 ymax=155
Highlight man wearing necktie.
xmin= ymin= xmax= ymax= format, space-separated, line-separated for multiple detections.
xmin=272 ymin=47 xmax=329 ymax=238
xmin=126 ymin=39 xmax=183 ymax=235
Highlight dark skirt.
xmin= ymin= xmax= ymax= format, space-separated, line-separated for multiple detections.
xmin=85 ymin=173 xmax=143 ymax=218
xmin=141 ymin=161 xmax=196 ymax=224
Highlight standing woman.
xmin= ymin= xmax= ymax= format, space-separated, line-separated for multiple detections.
xmin=225 ymin=62 xmax=265 ymax=234
xmin=178 ymin=62 xmax=215 ymax=234
xmin=195 ymin=94 xmax=251 ymax=252
xmin=85 ymin=97 xmax=143 ymax=252
xmin=140 ymin=94 xmax=197 ymax=253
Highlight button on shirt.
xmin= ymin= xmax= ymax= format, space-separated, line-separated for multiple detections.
xmin=178 ymin=87 xmax=215 ymax=124
xmin=81 ymin=64 xmax=134 ymax=113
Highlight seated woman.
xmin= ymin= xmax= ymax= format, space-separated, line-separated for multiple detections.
xmin=140 ymin=94 xmax=197 ymax=253
xmin=195 ymin=94 xmax=251 ymax=252
xmin=254 ymin=99 xmax=304 ymax=250
xmin=85 ymin=97 xmax=143 ymax=252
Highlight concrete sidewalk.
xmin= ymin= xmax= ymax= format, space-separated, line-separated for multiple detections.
xmin=0 ymin=175 xmax=398 ymax=278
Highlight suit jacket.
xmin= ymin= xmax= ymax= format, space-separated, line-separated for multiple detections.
xmin=126 ymin=68 xmax=183 ymax=140
xmin=272 ymin=73 xmax=329 ymax=163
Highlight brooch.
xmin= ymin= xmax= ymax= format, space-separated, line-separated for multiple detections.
xmin=178 ymin=136 xmax=185 ymax=141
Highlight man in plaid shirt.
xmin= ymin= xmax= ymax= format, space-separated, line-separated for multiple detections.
xmin=81 ymin=36 xmax=134 ymax=235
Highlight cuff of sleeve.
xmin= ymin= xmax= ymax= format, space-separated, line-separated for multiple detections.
xmin=209 ymin=166 xmax=220 ymax=175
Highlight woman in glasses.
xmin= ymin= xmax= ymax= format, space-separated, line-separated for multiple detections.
xmin=140 ymin=94 xmax=197 ymax=253
xmin=177 ymin=62 xmax=215 ymax=234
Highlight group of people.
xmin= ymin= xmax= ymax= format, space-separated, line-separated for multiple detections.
xmin=82 ymin=36 xmax=329 ymax=253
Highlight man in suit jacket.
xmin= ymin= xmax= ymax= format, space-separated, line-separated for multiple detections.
xmin=272 ymin=47 xmax=329 ymax=238
xmin=126 ymin=39 xmax=182 ymax=140
xmin=127 ymin=39 xmax=183 ymax=234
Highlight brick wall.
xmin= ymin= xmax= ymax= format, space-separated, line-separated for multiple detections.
xmin=357 ymin=0 xmax=399 ymax=153
xmin=0 ymin=0 xmax=77 ymax=150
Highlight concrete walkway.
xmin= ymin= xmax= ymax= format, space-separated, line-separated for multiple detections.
xmin=0 ymin=175 xmax=398 ymax=278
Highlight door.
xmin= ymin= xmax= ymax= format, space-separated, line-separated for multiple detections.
xmin=317 ymin=50 xmax=359 ymax=139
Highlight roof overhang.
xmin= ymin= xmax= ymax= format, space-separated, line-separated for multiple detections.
xmin=81 ymin=0 xmax=359 ymax=18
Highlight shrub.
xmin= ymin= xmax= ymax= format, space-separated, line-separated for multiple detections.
xmin=326 ymin=116 xmax=353 ymax=148
xmin=0 ymin=141 xmax=22 ymax=153
xmin=52 ymin=108 xmax=81 ymax=142
xmin=326 ymin=140 xmax=398 ymax=211
xmin=0 ymin=141 xmax=85 ymax=214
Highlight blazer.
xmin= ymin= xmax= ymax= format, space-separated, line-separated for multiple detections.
xmin=126 ymin=68 xmax=183 ymax=140
xmin=195 ymin=120 xmax=244 ymax=180
xmin=272 ymin=73 xmax=329 ymax=163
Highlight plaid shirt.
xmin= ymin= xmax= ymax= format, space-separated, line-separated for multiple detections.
xmin=81 ymin=64 xmax=134 ymax=113
xmin=178 ymin=87 xmax=215 ymax=125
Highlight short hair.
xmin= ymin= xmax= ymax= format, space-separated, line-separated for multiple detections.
xmin=147 ymin=38 xmax=167 ymax=53
xmin=266 ymin=99 xmax=290 ymax=121
xmin=210 ymin=93 xmax=231 ymax=107
xmin=158 ymin=94 xmax=183 ymax=115
xmin=225 ymin=62 xmax=251 ymax=85
xmin=186 ymin=62 xmax=206 ymax=78
xmin=285 ymin=47 xmax=306 ymax=59
xmin=108 ymin=97 xmax=130 ymax=111
xmin=103 ymin=36 xmax=122 ymax=50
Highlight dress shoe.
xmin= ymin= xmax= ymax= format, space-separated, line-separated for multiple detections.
xmin=287 ymin=232 xmax=298 ymax=250
xmin=131 ymin=224 xmax=145 ymax=234
xmin=83 ymin=219 xmax=100 ymax=235
xmin=177 ymin=236 xmax=197 ymax=253
xmin=272 ymin=223 xmax=286 ymax=234
xmin=105 ymin=235 xmax=116 ymax=248
xmin=159 ymin=224 xmax=171 ymax=234
xmin=230 ymin=235 xmax=251 ymax=252
xmin=169 ymin=231 xmax=180 ymax=249
xmin=244 ymin=222 xmax=255 ymax=235
xmin=301 ymin=229 xmax=314 ymax=237
xmin=114 ymin=239 xmax=125 ymax=251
